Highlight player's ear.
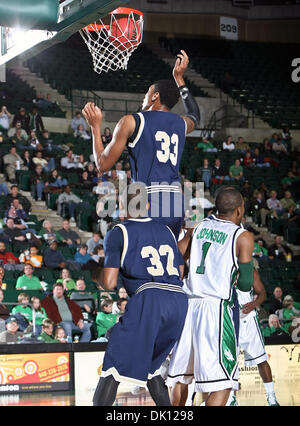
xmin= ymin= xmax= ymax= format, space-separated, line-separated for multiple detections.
xmin=151 ymin=91 xmax=159 ymax=103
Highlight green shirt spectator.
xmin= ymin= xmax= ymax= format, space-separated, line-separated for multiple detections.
xmin=12 ymin=304 xmax=32 ymax=322
xmin=262 ymin=314 xmax=289 ymax=337
xmin=16 ymin=264 xmax=43 ymax=290
xmin=38 ymin=219 xmax=65 ymax=244
xmin=253 ymin=241 xmax=268 ymax=258
xmin=38 ymin=330 xmax=60 ymax=343
xmin=280 ymin=191 xmax=297 ymax=210
xmin=56 ymin=268 xmax=77 ymax=291
xmin=96 ymin=299 xmax=117 ymax=337
xmin=229 ymin=159 xmax=243 ymax=180
xmin=30 ymin=297 xmax=48 ymax=326
xmin=37 ymin=318 xmax=60 ymax=343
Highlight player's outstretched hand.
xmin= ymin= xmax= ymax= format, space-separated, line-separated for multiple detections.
xmin=82 ymin=102 xmax=103 ymax=129
xmin=173 ymin=49 xmax=189 ymax=86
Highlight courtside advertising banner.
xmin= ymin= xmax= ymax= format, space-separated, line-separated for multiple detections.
xmin=220 ymin=16 xmax=238 ymax=40
xmin=0 ymin=352 xmax=70 ymax=393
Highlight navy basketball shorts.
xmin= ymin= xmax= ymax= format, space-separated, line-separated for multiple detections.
xmin=101 ymin=287 xmax=188 ymax=386
xmin=148 ymin=191 xmax=184 ymax=240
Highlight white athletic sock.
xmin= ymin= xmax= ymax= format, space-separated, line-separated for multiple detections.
xmin=263 ymin=381 xmax=274 ymax=394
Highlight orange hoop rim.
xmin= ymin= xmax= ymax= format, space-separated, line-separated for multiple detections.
xmin=82 ymin=7 xmax=144 ymax=32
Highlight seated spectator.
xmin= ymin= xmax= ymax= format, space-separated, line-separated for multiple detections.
xmin=252 ymin=147 xmax=270 ymax=167
xmin=4 ymin=203 xmax=28 ymax=227
xmin=195 ymin=137 xmax=217 ymax=152
xmin=262 ymin=314 xmax=290 ymax=339
xmin=8 ymin=120 xmax=29 ymax=140
xmin=253 ymin=238 xmax=269 ymax=260
xmin=0 ymin=106 xmax=11 ymax=134
xmin=269 ymin=286 xmax=283 ymax=314
xmin=280 ymin=190 xmax=297 ymax=212
xmin=32 ymin=151 xmax=55 ymax=173
xmin=235 ymin=136 xmax=250 ymax=154
xmin=101 ymin=127 xmax=112 ymax=147
xmin=91 ymin=244 xmax=105 ymax=263
xmin=276 ymin=295 xmax=300 ymax=334
xmin=281 ymin=171 xmax=300 ymax=189
xmin=10 ymin=127 xmax=28 ymax=150
xmin=57 ymin=185 xmax=89 ymax=223
xmin=74 ymin=244 xmax=92 ymax=267
xmin=58 ymin=219 xmax=81 ymax=248
xmin=243 ymin=151 xmax=255 ymax=168
xmin=78 ymin=170 xmax=94 ymax=191
xmin=70 ymin=278 xmax=96 ymax=321
xmin=268 ymin=235 xmax=293 ymax=261
xmin=197 ymin=158 xmax=212 ymax=190
xmin=272 ymin=138 xmax=288 ymax=156
xmin=222 ymin=136 xmax=235 ymax=151
xmin=38 ymin=318 xmax=59 ymax=343
xmin=2 ymin=216 xmax=28 ymax=244
xmin=86 ymin=232 xmax=104 ymax=255
xmin=0 ymin=240 xmax=24 ymax=271
xmin=0 ymin=316 xmax=23 ymax=343
xmin=60 ymin=149 xmax=84 ymax=170
xmin=38 ymin=220 xmax=64 ymax=245
xmin=19 ymin=245 xmax=43 ymax=268
xmin=29 ymin=106 xmax=45 ymax=134
xmin=5 ymin=185 xmax=31 ymax=215
xmin=40 ymin=129 xmax=63 ymax=153
xmin=211 ymin=158 xmax=230 ymax=185
xmin=74 ymin=124 xmax=91 ymax=140
xmin=0 ymin=288 xmax=10 ymax=332
xmin=41 ymin=282 xmax=91 ymax=342
xmin=250 ymin=191 xmax=270 ymax=227
xmin=30 ymin=164 xmax=48 ymax=201
xmin=229 ymin=159 xmax=244 ymax=183
xmin=95 ymin=298 xmax=117 ymax=338
xmin=54 ymin=326 xmax=67 ymax=343
xmin=46 ymin=169 xmax=68 ymax=192
xmin=11 ymin=292 xmax=32 ymax=331
xmin=70 ymin=111 xmax=87 ymax=133
xmin=266 ymin=190 xmax=284 ymax=218
xmin=86 ymin=162 xmax=98 ymax=182
xmin=30 ymin=296 xmax=47 ymax=337
xmin=56 ymin=268 xmax=77 ymax=291
xmin=12 ymin=107 xmax=30 ymax=134
xmin=26 ymin=130 xmax=43 ymax=151
xmin=16 ymin=264 xmax=43 ymax=290
xmin=43 ymin=240 xmax=79 ymax=271
xmin=3 ymin=146 xmax=27 ymax=183
xmin=262 ymin=137 xmax=273 ymax=155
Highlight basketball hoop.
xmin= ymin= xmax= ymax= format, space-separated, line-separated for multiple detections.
xmin=79 ymin=7 xmax=144 ymax=74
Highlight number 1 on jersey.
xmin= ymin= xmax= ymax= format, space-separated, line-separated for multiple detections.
xmin=196 ymin=242 xmax=212 ymax=274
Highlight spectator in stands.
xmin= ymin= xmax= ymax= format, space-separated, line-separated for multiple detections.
xmin=5 ymin=185 xmax=31 ymax=214
xmin=281 ymin=126 xmax=292 ymax=148
xmin=3 ymin=146 xmax=27 ymax=183
xmin=74 ymin=244 xmax=92 ymax=267
xmin=250 ymin=191 xmax=270 ymax=227
xmin=118 ymin=287 xmax=129 ymax=300
xmin=74 ymin=123 xmax=91 ymax=140
xmin=22 ymin=150 xmax=34 ymax=170
xmin=41 ymin=282 xmax=91 ymax=342
xmin=101 ymin=127 xmax=112 ymax=147
xmin=262 ymin=137 xmax=273 ymax=155
xmin=29 ymin=106 xmax=45 ymax=134
xmin=262 ymin=314 xmax=290 ymax=339
xmin=16 ymin=264 xmax=43 ymax=290
xmin=197 ymin=158 xmax=212 ymax=190
xmin=46 ymin=169 xmax=68 ymax=191
xmin=70 ymin=111 xmax=87 ymax=133
xmin=195 ymin=137 xmax=217 ymax=152
xmin=0 ymin=316 xmax=23 ymax=343
xmin=235 ymin=136 xmax=250 ymax=154
xmin=19 ymin=245 xmax=43 ymax=269
xmin=91 ymin=244 xmax=105 ymax=264
xmin=32 ymin=150 xmax=55 ymax=172
xmin=38 ymin=220 xmax=64 ymax=244
xmin=281 ymin=171 xmax=300 ymax=189
xmin=58 ymin=219 xmax=81 ymax=248
xmin=269 ymin=286 xmax=283 ymax=314
xmin=56 ymin=268 xmax=77 ymax=291
xmin=253 ymin=238 xmax=269 ymax=260
xmin=86 ymin=232 xmax=104 ymax=255
xmin=8 ymin=121 xmax=28 ymax=141
xmin=252 ymin=147 xmax=270 ymax=167
xmin=115 ymin=298 xmax=128 ymax=315
xmin=57 ymin=185 xmax=88 ymax=223
xmin=26 ymin=130 xmax=43 ymax=151
xmin=95 ymin=298 xmax=117 ymax=338
xmin=0 ymin=288 xmax=10 ymax=332
xmin=38 ymin=318 xmax=59 ymax=343
xmin=61 ymin=149 xmax=84 ymax=170
xmin=11 ymin=292 xmax=32 ymax=331
xmin=277 ymin=295 xmax=300 ymax=335
xmin=43 ymin=240 xmax=79 ymax=271
xmin=222 ymin=135 xmax=235 ymax=151
xmin=78 ymin=170 xmax=94 ymax=191
xmin=4 ymin=202 xmax=29 ymax=228
xmin=0 ymin=106 xmax=11 ymax=134
xmin=229 ymin=159 xmax=244 ymax=183
xmin=30 ymin=164 xmax=47 ymax=201
xmin=86 ymin=162 xmax=98 ymax=182
xmin=30 ymin=296 xmax=47 ymax=337
xmin=272 ymin=138 xmax=288 ymax=156
xmin=268 ymin=235 xmax=293 ymax=261
xmin=266 ymin=190 xmax=284 ymax=218
xmin=243 ymin=151 xmax=255 ymax=168
xmin=54 ymin=326 xmax=67 ymax=343
xmin=40 ymin=129 xmax=63 ymax=153
xmin=70 ymin=278 xmax=96 ymax=321
xmin=12 ymin=107 xmax=30 ymax=134
xmin=280 ymin=190 xmax=297 ymax=212
xmin=9 ymin=127 xmax=28 ymax=150
xmin=1 ymin=220 xmax=31 ymax=253
xmin=0 ymin=241 xmax=23 ymax=271
xmin=211 ymin=158 xmax=230 ymax=185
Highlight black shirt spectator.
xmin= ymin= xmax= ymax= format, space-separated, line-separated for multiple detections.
xmin=12 ymin=107 xmax=30 ymax=134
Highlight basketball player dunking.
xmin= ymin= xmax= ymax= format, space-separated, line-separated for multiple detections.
xmin=82 ymin=50 xmax=200 ymax=240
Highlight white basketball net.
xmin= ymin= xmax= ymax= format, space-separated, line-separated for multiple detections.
xmin=79 ymin=10 xmax=144 ymax=74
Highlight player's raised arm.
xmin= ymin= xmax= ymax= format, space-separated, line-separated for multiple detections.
xmin=236 ymin=230 xmax=254 ymax=292
xmin=173 ymin=50 xmax=200 ymax=134
xmin=82 ymin=102 xmax=135 ymax=172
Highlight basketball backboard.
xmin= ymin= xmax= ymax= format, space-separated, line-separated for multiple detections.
xmin=0 ymin=0 xmax=129 ymax=66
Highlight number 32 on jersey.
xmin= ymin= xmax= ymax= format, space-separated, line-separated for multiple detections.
xmin=156 ymin=131 xmax=179 ymax=166
xmin=141 ymin=245 xmax=179 ymax=277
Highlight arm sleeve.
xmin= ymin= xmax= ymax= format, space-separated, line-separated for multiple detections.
xmin=104 ymin=227 xmax=124 ymax=269
xmin=179 ymin=85 xmax=200 ymax=126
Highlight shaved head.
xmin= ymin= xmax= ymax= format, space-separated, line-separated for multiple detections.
xmin=215 ymin=188 xmax=243 ymax=215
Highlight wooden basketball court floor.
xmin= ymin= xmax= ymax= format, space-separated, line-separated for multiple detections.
xmin=0 ymin=379 xmax=299 ymax=406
